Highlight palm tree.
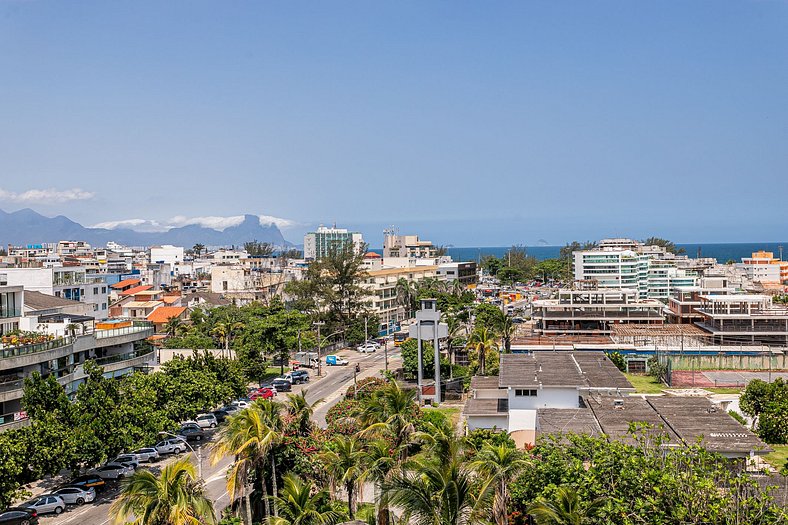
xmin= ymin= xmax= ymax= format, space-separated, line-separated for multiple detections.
xmin=527 ymin=486 xmax=605 ymax=525
xmin=358 ymin=381 xmax=418 ymax=458
xmin=284 ymin=390 xmax=320 ymax=436
xmin=495 ymin=311 xmax=514 ymax=353
xmin=211 ymin=402 xmax=281 ymax=524
xmin=395 ymin=278 xmax=418 ymax=319
xmin=164 ymin=316 xmax=183 ymax=337
xmin=466 ymin=327 xmax=499 ymax=375
xmin=110 ymin=456 xmax=216 ymax=525
xmin=192 ymin=243 xmax=205 ymax=258
xmin=411 ymin=414 xmax=462 ymax=466
xmin=320 ymin=435 xmax=367 ymax=520
xmin=386 ymin=456 xmax=483 ymax=525
xmin=211 ymin=320 xmax=245 ymax=358
xmin=470 ymin=444 xmax=530 ymax=525
xmin=363 ymin=439 xmax=399 ymax=525
xmin=267 ymin=473 xmax=341 ymax=525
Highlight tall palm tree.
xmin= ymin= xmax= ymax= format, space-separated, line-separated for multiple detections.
xmin=211 ymin=402 xmax=280 ymax=524
xmin=267 ymin=473 xmax=341 ymax=525
xmin=110 ymin=456 xmax=216 ymax=525
xmin=256 ymin=399 xmax=285 ymax=514
xmin=284 ymin=390 xmax=320 ymax=436
xmin=411 ymin=415 xmax=463 ymax=466
xmin=319 ymin=435 xmax=367 ymax=519
xmin=466 ymin=327 xmax=499 ymax=375
xmin=211 ymin=320 xmax=245 ymax=358
xmin=527 ymin=486 xmax=605 ymax=525
xmin=470 ymin=444 xmax=530 ymax=525
xmin=164 ymin=316 xmax=183 ymax=337
xmin=192 ymin=243 xmax=205 ymax=258
xmin=363 ymin=439 xmax=399 ymax=525
xmin=386 ymin=456 xmax=483 ymax=525
xmin=395 ymin=278 xmax=418 ymax=319
xmin=495 ymin=311 xmax=514 ymax=353
xmin=358 ymin=381 xmax=418 ymax=458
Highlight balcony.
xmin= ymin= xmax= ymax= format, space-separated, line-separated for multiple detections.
xmin=0 ymin=337 xmax=75 ymax=370
xmin=91 ymin=321 xmax=155 ymax=348
xmin=0 ymin=411 xmax=29 ymax=432
xmin=0 ymin=308 xmax=21 ymax=319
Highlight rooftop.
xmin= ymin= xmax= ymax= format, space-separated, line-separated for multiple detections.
xmin=147 ymin=306 xmax=187 ymax=324
xmin=120 ymin=285 xmax=154 ymax=296
xmin=111 ymin=278 xmax=141 ymax=290
xmin=23 ymin=291 xmax=82 ymax=311
xmin=463 ymin=398 xmax=508 ymax=416
xmin=123 ymin=300 xmax=163 ymax=309
xmin=498 ymin=352 xmax=633 ymax=390
xmin=537 ymin=408 xmax=602 ymax=436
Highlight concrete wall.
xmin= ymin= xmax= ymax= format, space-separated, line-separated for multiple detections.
xmin=508 ymin=387 xmax=579 ymax=410
xmin=466 ymin=414 xmax=508 ymax=431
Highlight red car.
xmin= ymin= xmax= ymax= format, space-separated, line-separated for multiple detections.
xmin=250 ymin=388 xmax=276 ymax=400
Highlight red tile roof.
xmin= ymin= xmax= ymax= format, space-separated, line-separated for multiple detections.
xmin=120 ymin=285 xmax=153 ymax=296
xmin=146 ymin=306 xmax=187 ymax=324
xmin=111 ymin=278 xmax=142 ymax=290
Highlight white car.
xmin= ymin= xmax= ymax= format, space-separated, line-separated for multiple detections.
xmin=231 ymin=399 xmax=250 ymax=409
xmin=23 ymin=495 xmax=66 ymax=515
xmin=195 ymin=413 xmax=218 ymax=429
xmin=357 ymin=343 xmax=378 ymax=353
xmin=132 ymin=447 xmax=160 ymax=462
xmin=52 ymin=486 xmax=96 ymax=505
xmin=91 ymin=464 xmax=134 ymax=480
xmin=155 ymin=438 xmax=188 ymax=455
xmin=110 ymin=454 xmax=141 ymax=469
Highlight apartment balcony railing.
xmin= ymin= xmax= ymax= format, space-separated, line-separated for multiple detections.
xmin=0 ymin=411 xmax=28 ymax=427
xmin=93 ymin=347 xmax=154 ymax=366
xmin=0 ymin=336 xmax=74 ymax=359
xmin=95 ymin=321 xmax=154 ymax=339
xmin=0 ymin=377 xmax=23 ymax=394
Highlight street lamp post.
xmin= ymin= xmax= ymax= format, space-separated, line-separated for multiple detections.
xmin=314 ymin=321 xmax=325 ymax=377
xmin=159 ymin=431 xmax=202 ymax=478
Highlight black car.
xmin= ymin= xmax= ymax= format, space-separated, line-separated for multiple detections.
xmin=67 ymin=475 xmax=106 ymax=492
xmin=178 ymin=424 xmax=205 ymax=441
xmin=212 ymin=409 xmax=230 ymax=423
xmin=0 ymin=507 xmax=39 ymax=524
xmin=271 ymin=378 xmax=291 ymax=392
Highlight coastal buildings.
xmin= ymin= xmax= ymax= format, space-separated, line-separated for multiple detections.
xmin=304 ymin=225 xmax=364 ymax=260
xmin=532 ymin=287 xmax=665 ymax=337
xmin=695 ymin=294 xmax=788 ymax=346
xmin=362 ymin=265 xmax=439 ymax=335
xmin=383 ymin=230 xmax=438 ymax=258
xmin=739 ymin=250 xmax=788 ymax=286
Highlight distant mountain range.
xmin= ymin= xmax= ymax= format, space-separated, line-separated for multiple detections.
xmin=0 ymin=209 xmax=291 ymax=248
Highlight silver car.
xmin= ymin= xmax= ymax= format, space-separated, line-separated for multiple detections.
xmin=195 ymin=413 xmax=218 ymax=429
xmin=110 ymin=454 xmax=140 ymax=469
xmin=132 ymin=447 xmax=160 ymax=462
xmin=91 ymin=464 xmax=133 ymax=480
xmin=155 ymin=438 xmax=188 ymax=455
xmin=52 ymin=486 xmax=96 ymax=505
xmin=23 ymin=494 xmax=66 ymax=515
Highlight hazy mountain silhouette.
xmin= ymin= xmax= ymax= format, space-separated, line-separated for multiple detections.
xmin=0 ymin=209 xmax=290 ymax=248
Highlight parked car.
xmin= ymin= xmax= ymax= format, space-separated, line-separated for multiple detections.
xmin=220 ymin=404 xmax=241 ymax=415
xmin=178 ymin=425 xmax=205 ymax=441
xmin=155 ymin=438 xmax=188 ymax=455
xmin=67 ymin=475 xmax=106 ymax=493
xmin=131 ymin=448 xmax=160 ymax=463
xmin=194 ymin=413 xmax=218 ymax=429
xmin=212 ymin=409 xmax=230 ymax=423
xmin=271 ymin=378 xmax=292 ymax=392
xmin=249 ymin=388 xmax=275 ymax=400
xmin=0 ymin=507 xmax=38 ymax=524
xmin=22 ymin=496 xmax=65 ymax=515
xmin=291 ymin=370 xmax=309 ymax=383
xmin=230 ymin=400 xmax=250 ymax=409
xmin=91 ymin=464 xmax=133 ymax=480
xmin=110 ymin=454 xmax=140 ymax=469
xmin=51 ymin=486 xmax=95 ymax=506
xmin=325 ymin=355 xmax=348 ymax=366
xmin=357 ymin=343 xmax=377 ymax=353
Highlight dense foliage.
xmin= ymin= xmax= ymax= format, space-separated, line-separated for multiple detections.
xmin=741 ymin=378 xmax=788 ymax=444
xmin=0 ymin=353 xmax=244 ymax=509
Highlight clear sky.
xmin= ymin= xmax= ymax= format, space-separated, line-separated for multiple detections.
xmin=1 ymin=1 xmax=787 ymax=247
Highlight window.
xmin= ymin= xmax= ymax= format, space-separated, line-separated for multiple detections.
xmin=102 ymin=286 xmax=107 ymax=293
xmin=515 ymin=389 xmax=538 ymax=397
xmin=94 ymin=287 xmax=99 ymax=294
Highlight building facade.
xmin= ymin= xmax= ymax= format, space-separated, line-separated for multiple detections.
xmin=303 ymin=225 xmax=364 ymax=260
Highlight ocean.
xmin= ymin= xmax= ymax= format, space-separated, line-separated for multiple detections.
xmin=440 ymin=243 xmax=788 ymax=263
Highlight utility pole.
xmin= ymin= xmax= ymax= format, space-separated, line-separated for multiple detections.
xmin=364 ymin=316 xmax=368 ymax=342
xmin=314 ymin=321 xmax=324 ymax=377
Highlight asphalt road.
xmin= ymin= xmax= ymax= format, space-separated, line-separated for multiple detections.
xmin=37 ymin=344 xmax=400 ymax=524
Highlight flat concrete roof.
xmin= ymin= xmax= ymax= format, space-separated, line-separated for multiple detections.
xmin=464 ymin=398 xmax=508 ymax=416
xmin=498 ymin=352 xmax=633 ymax=390
xmin=537 ymin=408 xmax=602 ymax=436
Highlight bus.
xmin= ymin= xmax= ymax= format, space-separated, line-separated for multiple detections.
xmin=394 ymin=331 xmax=410 ymax=346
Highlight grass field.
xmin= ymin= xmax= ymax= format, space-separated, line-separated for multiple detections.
xmin=624 ymin=373 xmax=666 ymax=394
xmin=431 ymin=406 xmax=461 ymax=426
xmin=765 ymin=445 xmax=788 ymax=470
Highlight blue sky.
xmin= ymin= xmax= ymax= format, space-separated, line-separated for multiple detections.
xmin=1 ymin=1 xmax=787 ymax=247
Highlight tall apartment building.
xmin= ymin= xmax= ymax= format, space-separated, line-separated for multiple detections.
xmin=573 ymin=248 xmax=696 ymax=301
xmin=303 ymin=225 xmax=364 ymax=260
xmin=739 ymin=251 xmax=788 ymax=285
xmin=383 ymin=231 xmax=437 ymax=258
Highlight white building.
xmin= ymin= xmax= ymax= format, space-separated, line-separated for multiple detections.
xmin=304 ymin=225 xmax=364 ymax=260
xmin=383 ymin=231 xmax=437 ymax=258
xmin=149 ymin=245 xmax=185 ymax=271
xmin=0 ymin=267 xmax=109 ymax=319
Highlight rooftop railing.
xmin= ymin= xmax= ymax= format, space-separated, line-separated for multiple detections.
xmin=93 ymin=347 xmax=154 ymax=366
xmin=0 ymin=336 xmax=73 ymax=359
xmin=95 ymin=321 xmax=154 ymax=339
